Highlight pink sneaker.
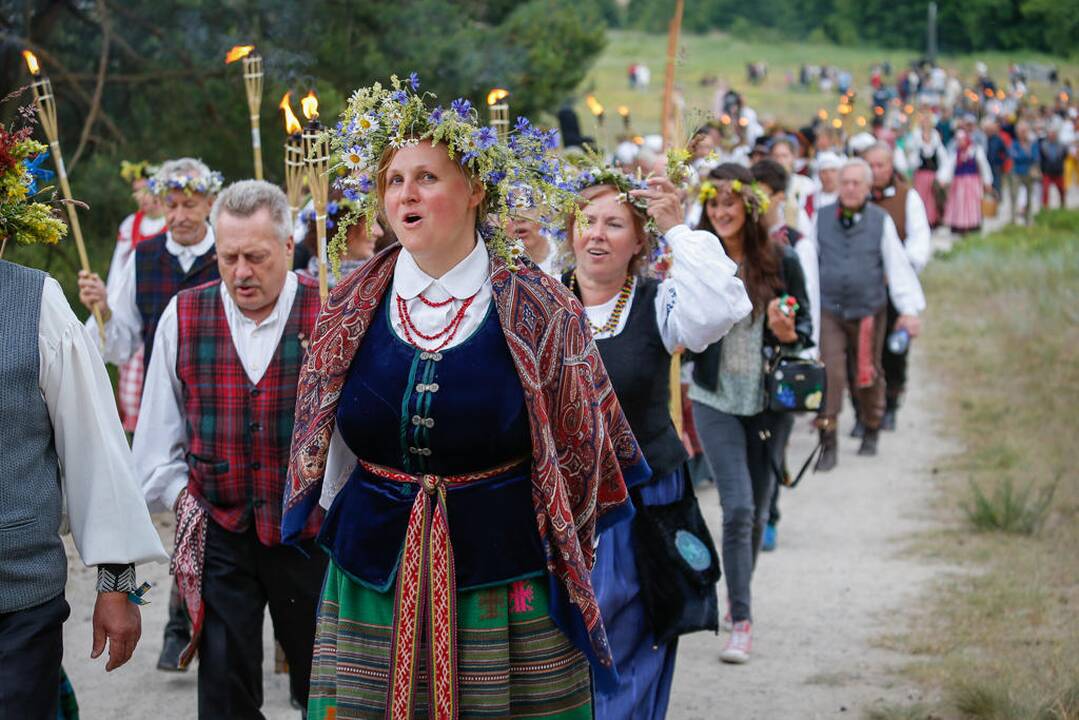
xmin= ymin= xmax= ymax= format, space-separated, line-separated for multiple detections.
xmin=720 ymin=620 xmax=752 ymax=664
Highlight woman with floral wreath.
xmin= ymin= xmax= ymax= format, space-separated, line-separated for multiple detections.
xmin=562 ymin=167 xmax=750 ymax=718
xmin=296 ymin=189 xmax=385 ymax=289
xmin=689 ymin=163 xmax=813 ymax=665
xmin=282 ymin=74 xmax=645 ymax=719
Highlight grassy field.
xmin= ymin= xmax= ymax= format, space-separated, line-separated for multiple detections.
xmin=869 ymin=211 xmax=1079 ymax=719
xmin=573 ymin=30 xmax=1079 ymax=137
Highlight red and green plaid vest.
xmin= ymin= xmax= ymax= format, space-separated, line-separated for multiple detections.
xmin=134 ymin=233 xmax=219 ymax=371
xmin=176 ymin=276 xmax=322 ymax=545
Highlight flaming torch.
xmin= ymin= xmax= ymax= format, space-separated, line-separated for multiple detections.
xmin=487 ymin=89 xmax=510 ymax=142
xmin=279 ymin=92 xmax=305 ymax=226
xmin=585 ymin=95 xmax=606 ymax=153
xmin=226 ymin=45 xmax=264 ymax=180
xmin=301 ymin=91 xmax=330 ymax=302
xmin=617 ymin=105 xmax=631 ymax=132
xmin=21 ymin=50 xmax=105 ymax=343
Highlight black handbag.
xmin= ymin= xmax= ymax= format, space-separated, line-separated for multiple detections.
xmin=631 ymin=471 xmax=721 ymax=646
xmin=765 ymin=354 xmax=827 ymax=414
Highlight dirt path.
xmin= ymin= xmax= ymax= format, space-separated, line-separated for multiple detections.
xmin=668 ymin=352 xmax=955 ymax=719
xmin=58 ymin=350 xmax=954 ymax=719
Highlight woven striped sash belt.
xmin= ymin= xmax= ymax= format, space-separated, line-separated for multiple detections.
xmin=357 ymin=457 xmax=528 ymax=720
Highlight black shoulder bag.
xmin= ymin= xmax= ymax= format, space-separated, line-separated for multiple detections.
xmin=631 ymin=471 xmax=721 ymax=645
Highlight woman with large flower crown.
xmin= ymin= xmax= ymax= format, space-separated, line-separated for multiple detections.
xmin=561 ymin=166 xmax=751 ymax=718
xmin=282 ymin=74 xmax=646 ymax=719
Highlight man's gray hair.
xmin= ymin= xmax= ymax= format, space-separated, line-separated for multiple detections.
xmin=210 ymin=180 xmax=292 ymax=243
xmin=155 ymin=157 xmax=214 ymax=184
xmin=864 ymin=142 xmax=894 ymax=164
xmin=840 ymin=157 xmax=873 ymax=184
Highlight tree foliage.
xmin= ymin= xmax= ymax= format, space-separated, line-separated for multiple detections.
xmin=0 ymin=0 xmax=607 ymax=278
xmin=622 ymin=0 xmax=1077 ymax=57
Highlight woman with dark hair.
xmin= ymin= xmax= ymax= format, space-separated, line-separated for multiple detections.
xmin=563 ymin=169 xmax=750 ymax=718
xmin=283 ymin=75 xmax=644 ymax=719
xmin=689 ymin=163 xmax=813 ymax=664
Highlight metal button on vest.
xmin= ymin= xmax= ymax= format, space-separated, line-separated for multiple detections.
xmin=420 ymin=351 xmax=444 ymax=361
xmin=250 ymin=422 xmax=262 ymax=432
xmin=415 ymin=383 xmax=441 ymax=393
xmin=250 ymin=388 xmax=260 ymax=398
xmin=421 ymin=448 xmax=432 ymax=456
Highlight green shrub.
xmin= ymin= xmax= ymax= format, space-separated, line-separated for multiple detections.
xmin=963 ymin=476 xmax=1056 ymax=535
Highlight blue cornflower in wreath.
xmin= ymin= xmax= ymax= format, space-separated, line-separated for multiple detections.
xmin=324 ymin=72 xmax=583 ymax=272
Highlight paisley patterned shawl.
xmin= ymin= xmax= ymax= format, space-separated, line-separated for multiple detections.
xmin=283 ymin=244 xmax=646 ymax=676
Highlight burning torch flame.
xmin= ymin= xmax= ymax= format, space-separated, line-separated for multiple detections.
xmin=225 ymin=45 xmax=255 ymax=64
xmin=22 ymin=50 xmax=40 ymax=76
xmin=617 ymin=106 xmax=630 ymax=118
xmin=301 ymin=91 xmax=319 ymax=121
xmin=585 ymin=95 xmax=604 ymax=117
xmin=486 ymin=88 xmax=510 ymax=106
xmin=279 ymin=92 xmax=302 ymax=135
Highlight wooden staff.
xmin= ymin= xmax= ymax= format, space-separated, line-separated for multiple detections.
xmin=22 ymin=50 xmax=105 ymax=343
xmin=661 ymin=0 xmax=685 ymax=150
xmin=301 ymin=92 xmax=329 ymax=302
xmin=226 ymin=45 xmax=264 ymax=180
xmin=279 ymin=93 xmax=305 ymax=226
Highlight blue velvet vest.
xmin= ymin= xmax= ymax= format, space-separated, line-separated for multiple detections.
xmin=317 ymin=295 xmax=545 ymax=592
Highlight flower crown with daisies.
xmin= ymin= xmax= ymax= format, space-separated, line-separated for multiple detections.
xmin=698 ymin=177 xmax=771 ymax=218
xmin=326 ymin=72 xmax=582 ymax=271
xmin=147 ymin=167 xmax=224 ymax=198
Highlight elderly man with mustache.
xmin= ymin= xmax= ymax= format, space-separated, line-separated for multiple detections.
xmin=133 ymin=180 xmax=326 ymax=718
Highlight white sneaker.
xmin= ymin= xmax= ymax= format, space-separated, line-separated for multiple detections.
xmin=719 ymin=621 xmax=752 ymax=664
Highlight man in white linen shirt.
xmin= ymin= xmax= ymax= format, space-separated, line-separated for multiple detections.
xmin=134 ymin=181 xmax=326 ymax=717
xmin=77 ymin=157 xmax=221 ymax=371
xmin=0 ymin=259 xmax=167 ymax=718
xmin=77 ymin=157 xmax=221 ymax=671
xmin=865 ymin=142 xmax=932 ymax=432
xmin=813 ymin=159 xmax=926 ymax=471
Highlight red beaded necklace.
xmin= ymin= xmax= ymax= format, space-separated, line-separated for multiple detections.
xmin=396 ymin=291 xmax=479 ymax=351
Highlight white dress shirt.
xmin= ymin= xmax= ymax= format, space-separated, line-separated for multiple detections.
xmin=90 ymin=226 xmax=216 ymax=365
xmin=38 ymin=278 xmax=168 ymax=567
xmin=582 ymin=224 xmax=751 ymax=354
xmin=901 ymin=188 xmax=931 ymax=274
xmin=811 ymin=213 xmax=926 ymax=317
xmin=135 ymin=272 xmax=299 ymax=511
xmin=880 ymin=216 xmax=926 ymax=316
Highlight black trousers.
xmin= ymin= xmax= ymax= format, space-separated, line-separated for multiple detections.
xmin=882 ymin=299 xmax=908 ymax=406
xmin=198 ymin=522 xmax=327 ymax=719
xmin=0 ymin=594 xmax=69 ymax=720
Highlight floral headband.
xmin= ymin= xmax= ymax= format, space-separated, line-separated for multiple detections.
xmin=147 ymin=170 xmax=224 ymax=197
xmin=326 ymin=72 xmax=581 ymax=270
xmin=120 ymin=160 xmax=158 ymax=184
xmin=698 ymin=178 xmax=771 ymax=218
xmin=300 ymin=197 xmax=361 ymax=233
xmin=567 ymin=164 xmax=657 ymax=236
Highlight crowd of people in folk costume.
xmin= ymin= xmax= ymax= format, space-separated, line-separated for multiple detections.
xmin=2 ymin=59 xmax=1075 ymax=720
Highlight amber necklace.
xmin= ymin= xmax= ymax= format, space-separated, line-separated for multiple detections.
xmin=569 ymin=273 xmax=634 ymax=336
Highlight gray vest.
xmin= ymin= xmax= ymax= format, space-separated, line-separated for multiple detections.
xmin=0 ymin=261 xmax=66 ymax=613
xmin=817 ymin=204 xmax=888 ymax=320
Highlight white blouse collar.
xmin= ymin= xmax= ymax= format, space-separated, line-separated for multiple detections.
xmin=393 ymin=236 xmax=489 ymax=301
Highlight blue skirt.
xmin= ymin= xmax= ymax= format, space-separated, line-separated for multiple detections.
xmin=593 ymin=469 xmax=684 ymax=720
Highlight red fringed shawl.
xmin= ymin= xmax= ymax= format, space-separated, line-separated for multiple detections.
xmin=284 ymin=245 xmax=644 ymax=674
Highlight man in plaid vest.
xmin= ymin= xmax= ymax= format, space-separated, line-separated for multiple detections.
xmin=77 ymin=157 xmax=222 ymax=672
xmin=133 ymin=180 xmax=326 ymax=717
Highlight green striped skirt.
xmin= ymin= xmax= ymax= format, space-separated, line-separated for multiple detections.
xmin=308 ymin=561 xmax=593 ymax=719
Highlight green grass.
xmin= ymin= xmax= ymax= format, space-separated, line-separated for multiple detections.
xmin=883 ymin=209 xmax=1079 ymax=718
xmin=573 ymin=30 xmax=1079 ymax=137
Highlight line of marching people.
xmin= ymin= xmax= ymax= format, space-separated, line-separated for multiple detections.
xmin=5 ymin=101 xmax=926 ymax=720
